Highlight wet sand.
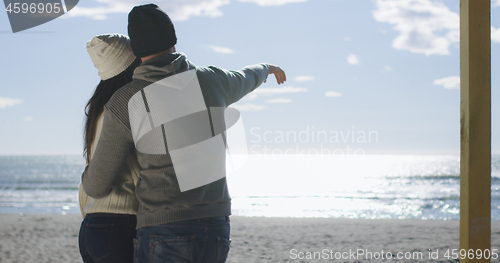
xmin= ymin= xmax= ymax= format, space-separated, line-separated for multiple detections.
xmin=1 ymin=214 xmax=499 ymax=262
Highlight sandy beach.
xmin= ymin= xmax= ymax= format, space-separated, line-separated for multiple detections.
xmin=0 ymin=214 xmax=499 ymax=263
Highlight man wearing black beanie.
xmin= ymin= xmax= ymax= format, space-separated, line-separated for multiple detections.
xmin=127 ymin=4 xmax=177 ymax=58
xmin=82 ymin=3 xmax=286 ymax=263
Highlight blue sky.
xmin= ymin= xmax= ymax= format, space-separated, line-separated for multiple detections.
xmin=1 ymin=0 xmax=500 ymax=155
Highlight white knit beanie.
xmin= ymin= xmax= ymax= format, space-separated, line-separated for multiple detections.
xmin=86 ymin=33 xmax=136 ymax=81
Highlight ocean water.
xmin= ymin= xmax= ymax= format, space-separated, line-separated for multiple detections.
xmin=0 ymin=154 xmax=499 ymax=220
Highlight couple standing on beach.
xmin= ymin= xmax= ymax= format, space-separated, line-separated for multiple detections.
xmin=78 ymin=3 xmax=286 ymax=263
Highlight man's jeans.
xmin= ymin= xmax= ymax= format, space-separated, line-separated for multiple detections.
xmin=134 ymin=217 xmax=230 ymax=263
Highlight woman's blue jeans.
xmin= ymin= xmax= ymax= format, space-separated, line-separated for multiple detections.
xmin=134 ymin=216 xmax=231 ymax=263
xmin=79 ymin=213 xmax=137 ymax=263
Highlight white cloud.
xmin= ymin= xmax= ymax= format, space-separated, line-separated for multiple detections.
xmin=23 ymin=116 xmax=33 ymax=122
xmin=238 ymin=0 xmax=308 ymax=6
xmin=66 ymin=4 xmax=128 ymax=20
xmin=347 ymin=54 xmax=359 ymax=65
xmin=293 ymin=75 xmax=315 ymax=82
xmin=325 ymin=91 xmax=343 ymax=97
xmin=67 ymin=0 xmax=231 ymax=21
xmin=433 ymin=76 xmax=460 ymax=89
xmin=372 ymin=0 xmax=459 ymax=56
xmin=0 ymin=97 xmax=22 ymax=109
xmin=267 ymin=98 xmax=292 ymax=103
xmin=244 ymin=86 xmax=307 ymax=100
xmin=383 ymin=66 xmax=394 ymax=72
xmin=66 ymin=0 xmax=307 ymax=20
xmin=494 ymin=0 xmax=500 ymax=8
xmin=208 ymin=45 xmax=235 ymax=54
xmin=232 ymin=103 xmax=266 ymax=111
xmin=492 ymin=26 xmax=500 ymax=43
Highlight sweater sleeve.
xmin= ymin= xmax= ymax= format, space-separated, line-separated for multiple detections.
xmin=203 ymin=63 xmax=270 ymax=106
xmin=81 ymin=107 xmax=134 ymax=199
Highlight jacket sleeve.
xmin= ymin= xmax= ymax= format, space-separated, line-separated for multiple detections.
xmin=81 ymin=107 xmax=134 ymax=199
xmin=203 ymin=64 xmax=270 ymax=106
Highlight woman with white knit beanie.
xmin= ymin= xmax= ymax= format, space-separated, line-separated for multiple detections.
xmin=78 ymin=33 xmax=141 ymax=263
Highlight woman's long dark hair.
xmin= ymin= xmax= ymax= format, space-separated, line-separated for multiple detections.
xmin=84 ymin=58 xmax=141 ymax=163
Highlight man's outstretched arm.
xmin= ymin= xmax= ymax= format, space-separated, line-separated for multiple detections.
xmin=265 ymin=64 xmax=287 ymax=85
xmin=200 ymin=63 xmax=286 ymax=106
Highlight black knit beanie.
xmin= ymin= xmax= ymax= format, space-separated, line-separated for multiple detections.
xmin=127 ymin=4 xmax=177 ymax=58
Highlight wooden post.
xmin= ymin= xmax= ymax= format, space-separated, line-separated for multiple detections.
xmin=460 ymin=0 xmax=491 ymax=262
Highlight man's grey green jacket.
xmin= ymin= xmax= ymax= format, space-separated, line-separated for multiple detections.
xmin=82 ymin=53 xmax=269 ymax=228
